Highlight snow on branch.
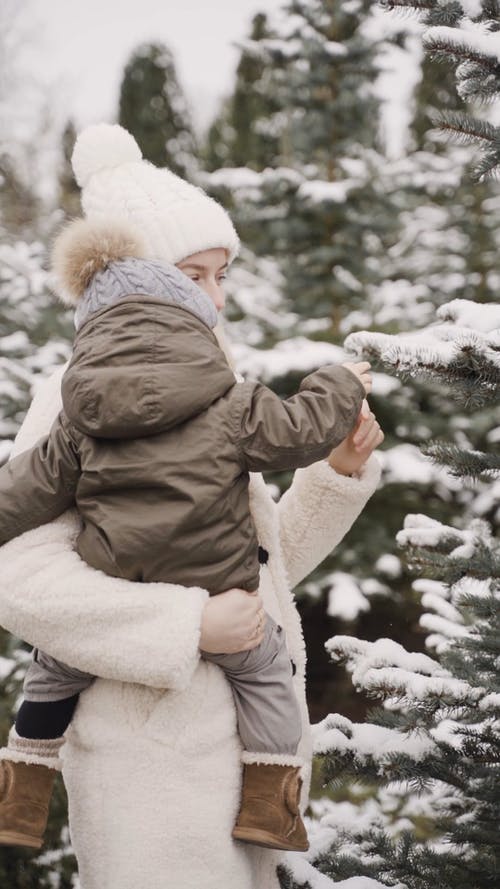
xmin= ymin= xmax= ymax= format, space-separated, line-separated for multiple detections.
xmin=326 ymin=635 xmax=447 ymax=679
xmin=424 ymin=23 xmax=500 ymax=70
xmin=344 ymin=296 xmax=500 ymax=407
xmin=312 ymin=712 xmax=436 ymax=761
xmin=396 ymin=513 xmax=493 ymax=555
xmin=436 ymin=298 xmax=500 ymax=331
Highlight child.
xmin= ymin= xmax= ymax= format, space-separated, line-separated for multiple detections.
xmin=0 ymin=127 xmax=371 ymax=856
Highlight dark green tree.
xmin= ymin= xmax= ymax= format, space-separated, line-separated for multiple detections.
xmin=58 ymin=119 xmax=81 ymax=218
xmin=118 ymin=42 xmax=198 ymax=178
xmin=202 ymin=13 xmax=281 ymax=172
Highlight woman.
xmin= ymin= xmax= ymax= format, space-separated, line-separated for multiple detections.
xmin=0 ymin=124 xmax=383 ymax=888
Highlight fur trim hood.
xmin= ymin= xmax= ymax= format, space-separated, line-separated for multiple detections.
xmin=51 ymin=216 xmax=150 ymax=305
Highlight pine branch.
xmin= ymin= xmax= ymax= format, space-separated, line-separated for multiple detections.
xmin=277 ymin=864 xmax=311 ymax=889
xmin=424 ymin=35 xmax=500 ymax=88
xmin=403 ymin=545 xmax=498 ymax=585
xmin=429 ymin=110 xmax=500 ymax=148
xmin=381 ymin=0 xmax=464 ymax=27
xmin=473 ymin=146 xmax=500 ymax=181
xmin=421 ymin=441 xmax=500 ymax=480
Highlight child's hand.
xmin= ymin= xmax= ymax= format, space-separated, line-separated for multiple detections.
xmin=341 ymin=361 xmax=372 ymax=394
xmin=327 ymin=399 xmax=383 ymax=476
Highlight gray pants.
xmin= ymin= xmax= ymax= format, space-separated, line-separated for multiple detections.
xmin=23 ymin=614 xmax=301 ymax=755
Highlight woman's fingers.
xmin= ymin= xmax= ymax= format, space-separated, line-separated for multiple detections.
xmin=353 ymin=411 xmax=383 ymax=450
xmin=355 ymin=419 xmax=384 ymax=452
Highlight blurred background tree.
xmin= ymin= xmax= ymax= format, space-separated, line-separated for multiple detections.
xmin=118 ymin=41 xmax=199 ymax=179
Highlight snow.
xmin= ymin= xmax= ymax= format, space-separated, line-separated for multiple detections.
xmin=281 ymin=854 xmax=393 ymax=889
xmin=298 ymin=179 xmax=358 ymax=204
xmin=360 ymin=5 xmax=424 ymax=159
xmin=0 ymin=331 xmax=31 ymax=353
xmin=203 ymin=167 xmax=262 ymax=190
xmin=312 ymin=712 xmax=435 ymax=761
xmin=375 ymin=553 xmax=402 ymax=578
xmin=437 ymin=298 xmax=500 ymax=333
xmin=396 ymin=513 xmax=487 ymax=549
xmin=326 ymin=636 xmax=447 ymax=678
xmin=233 ymin=336 xmax=347 ymax=380
xmin=425 ymin=23 xmax=500 ymax=66
xmin=451 ymin=575 xmax=493 ymax=601
xmin=345 ymin=318 xmax=500 ymax=375
xmin=0 ymin=440 xmax=13 ymax=463
xmin=378 ymin=444 xmax=461 ymax=489
xmin=361 ymin=666 xmax=480 ymax=703
xmin=479 ymin=692 xmax=500 ymax=711
xmin=0 ymin=655 xmax=15 ymax=679
xmin=324 ymin=41 xmax=349 ymax=58
xmin=326 ymin=572 xmax=371 ymax=621
xmin=459 ymin=0 xmax=484 ymax=16
xmin=487 ymin=426 xmax=500 ymax=443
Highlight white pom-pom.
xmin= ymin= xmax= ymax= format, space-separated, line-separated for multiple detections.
xmin=71 ymin=123 xmax=142 ymax=188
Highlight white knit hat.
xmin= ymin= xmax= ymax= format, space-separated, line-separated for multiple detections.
xmin=71 ymin=123 xmax=240 ymax=266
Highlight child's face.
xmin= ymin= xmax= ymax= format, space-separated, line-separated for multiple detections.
xmin=176 ymin=248 xmax=228 ymax=312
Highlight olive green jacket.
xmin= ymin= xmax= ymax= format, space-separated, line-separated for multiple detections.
xmin=0 ymin=295 xmax=364 ymax=594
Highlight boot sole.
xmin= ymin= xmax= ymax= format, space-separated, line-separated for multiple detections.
xmin=0 ymin=830 xmax=42 ymax=849
xmin=232 ymin=825 xmax=309 ymax=852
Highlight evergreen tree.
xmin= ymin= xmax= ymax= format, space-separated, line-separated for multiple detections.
xmin=384 ymin=0 xmax=500 ymax=179
xmin=0 ymin=5 xmax=77 ymax=882
xmin=118 ymin=42 xmax=198 ymax=179
xmin=209 ymin=0 xmax=395 ymax=327
xmin=202 ymin=13 xmax=281 ymax=172
xmin=0 ymin=196 xmax=76 ymax=889
xmin=58 ymin=119 xmax=81 ymax=218
xmin=281 ymin=298 xmax=499 ymax=889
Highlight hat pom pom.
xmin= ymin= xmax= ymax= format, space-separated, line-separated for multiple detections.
xmin=51 ymin=216 xmax=149 ymax=304
xmin=72 ymin=123 xmax=142 ymax=188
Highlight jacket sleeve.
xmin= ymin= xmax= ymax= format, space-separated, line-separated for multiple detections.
xmin=278 ymin=454 xmax=382 ymax=590
xmin=0 ymin=367 xmax=209 ymax=692
xmin=0 ymin=413 xmax=79 ymax=545
xmin=237 ymin=365 xmax=365 ymax=473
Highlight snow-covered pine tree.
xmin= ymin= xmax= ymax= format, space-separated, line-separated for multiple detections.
xmin=285 ymin=299 xmax=499 ymax=889
xmin=210 ymin=0 xmax=395 ymax=328
xmin=383 ymin=0 xmax=500 ymax=180
xmin=0 ymin=4 xmax=78 ymax=883
xmin=118 ymin=42 xmax=199 ymax=179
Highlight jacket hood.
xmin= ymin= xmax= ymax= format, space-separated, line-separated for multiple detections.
xmin=62 ymin=297 xmax=236 ymax=439
xmin=54 ymin=215 xmax=235 ymax=438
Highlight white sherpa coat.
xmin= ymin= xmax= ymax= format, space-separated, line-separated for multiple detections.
xmin=0 ymin=364 xmax=381 ymax=889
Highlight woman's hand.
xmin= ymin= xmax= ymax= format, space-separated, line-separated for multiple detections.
xmin=199 ymin=588 xmax=266 ymax=654
xmin=327 ymin=399 xmax=384 ymax=477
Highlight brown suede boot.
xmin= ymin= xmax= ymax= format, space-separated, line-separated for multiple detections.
xmin=0 ymin=760 xmax=57 ymax=848
xmin=232 ymin=761 xmax=309 ymax=851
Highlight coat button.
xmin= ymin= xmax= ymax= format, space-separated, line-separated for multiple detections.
xmin=258 ymin=546 xmax=269 ymax=565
